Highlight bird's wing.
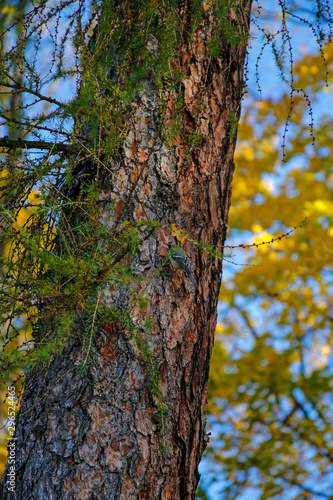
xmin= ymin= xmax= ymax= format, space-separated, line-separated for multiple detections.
xmin=171 ymin=253 xmax=188 ymax=270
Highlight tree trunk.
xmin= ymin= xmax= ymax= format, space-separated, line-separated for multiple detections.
xmin=1 ymin=2 xmax=252 ymax=498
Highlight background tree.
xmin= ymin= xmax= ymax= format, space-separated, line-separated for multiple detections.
xmin=199 ymin=10 xmax=333 ymax=500
xmin=0 ymin=0 xmax=252 ymax=498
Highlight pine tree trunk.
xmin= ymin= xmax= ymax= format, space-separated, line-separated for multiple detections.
xmin=1 ymin=2 xmax=252 ymax=498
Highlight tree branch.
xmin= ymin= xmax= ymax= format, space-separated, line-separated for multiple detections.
xmin=1 ymin=72 xmax=64 ymax=108
xmin=0 ymin=136 xmax=79 ymax=154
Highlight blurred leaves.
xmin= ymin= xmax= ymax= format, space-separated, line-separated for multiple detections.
xmin=204 ymin=41 xmax=333 ymax=500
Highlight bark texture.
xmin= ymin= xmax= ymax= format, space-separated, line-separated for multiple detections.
xmin=2 ymin=2 xmax=252 ymax=498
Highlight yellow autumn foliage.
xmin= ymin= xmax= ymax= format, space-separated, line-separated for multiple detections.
xmin=207 ymin=39 xmax=333 ymax=498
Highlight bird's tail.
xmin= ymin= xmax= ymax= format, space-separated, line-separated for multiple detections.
xmin=188 ymin=272 xmax=199 ymax=291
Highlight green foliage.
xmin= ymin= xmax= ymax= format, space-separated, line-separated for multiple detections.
xmin=162 ymin=91 xmax=184 ymax=149
xmin=1 ymin=161 xmax=154 ymax=368
xmin=0 ymin=0 xmax=203 ymax=384
xmin=196 ymin=485 xmax=210 ymax=500
xmin=186 ymin=129 xmax=204 ymax=154
xmin=0 ymin=154 xmax=168 ymax=443
xmin=208 ymin=35 xmax=222 ymax=59
xmin=215 ymin=0 xmax=245 ymax=48
xmin=227 ymin=111 xmax=239 ymax=138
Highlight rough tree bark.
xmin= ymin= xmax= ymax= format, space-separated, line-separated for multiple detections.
xmin=2 ymin=1 xmax=252 ymax=498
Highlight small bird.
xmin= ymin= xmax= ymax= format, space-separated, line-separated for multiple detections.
xmin=168 ymin=244 xmax=199 ymax=291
